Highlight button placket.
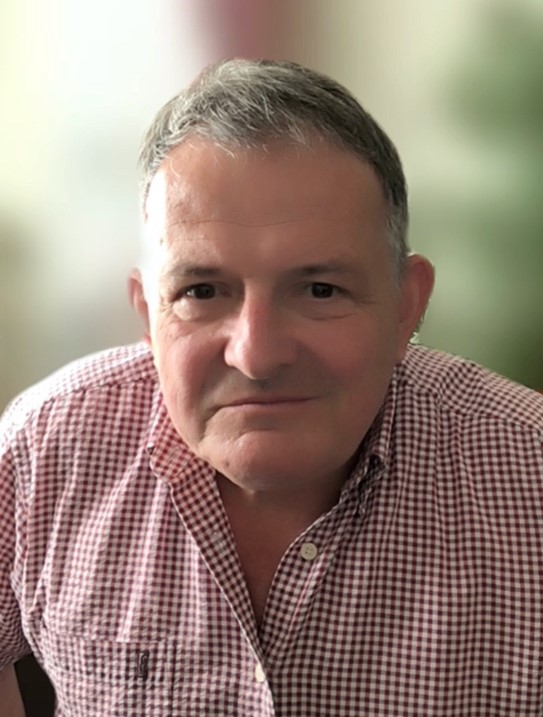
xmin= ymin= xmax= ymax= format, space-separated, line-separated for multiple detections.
xmin=299 ymin=542 xmax=318 ymax=561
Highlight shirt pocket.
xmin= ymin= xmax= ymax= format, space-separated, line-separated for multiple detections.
xmin=38 ymin=624 xmax=176 ymax=716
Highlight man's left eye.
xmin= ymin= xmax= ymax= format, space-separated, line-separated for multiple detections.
xmin=309 ymin=282 xmax=338 ymax=299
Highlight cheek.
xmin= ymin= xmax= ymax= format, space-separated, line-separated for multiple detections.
xmin=321 ymin=323 xmax=390 ymax=378
xmin=153 ymin=326 xmax=221 ymax=425
xmin=319 ymin=322 xmax=399 ymax=416
xmin=326 ymin=331 xmax=396 ymax=438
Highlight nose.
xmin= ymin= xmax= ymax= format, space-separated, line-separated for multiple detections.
xmin=223 ymin=294 xmax=298 ymax=380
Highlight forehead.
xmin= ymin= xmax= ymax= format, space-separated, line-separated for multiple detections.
xmin=144 ymin=138 xmax=387 ymax=234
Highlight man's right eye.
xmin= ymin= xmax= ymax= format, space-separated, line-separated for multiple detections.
xmin=183 ymin=284 xmax=216 ymax=300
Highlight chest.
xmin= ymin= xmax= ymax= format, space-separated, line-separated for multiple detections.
xmin=16 ymin=462 xmax=543 ymax=716
xmin=22 ymin=520 xmax=543 ymax=717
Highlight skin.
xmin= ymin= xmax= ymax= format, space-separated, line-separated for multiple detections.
xmin=0 ymin=665 xmax=26 ymax=716
xmin=130 ymin=138 xmax=434 ymax=616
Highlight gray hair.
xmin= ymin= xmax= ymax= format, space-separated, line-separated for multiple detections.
xmin=138 ymin=59 xmax=409 ymax=276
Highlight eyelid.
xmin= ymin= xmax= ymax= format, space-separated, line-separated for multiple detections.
xmin=305 ymin=280 xmax=346 ymax=294
xmin=174 ymin=281 xmax=218 ymax=299
xmin=183 ymin=281 xmax=214 ymax=291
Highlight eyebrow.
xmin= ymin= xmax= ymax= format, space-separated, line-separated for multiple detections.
xmin=162 ymin=264 xmax=222 ymax=282
xmin=291 ymin=261 xmax=360 ymax=277
xmin=161 ymin=259 xmax=364 ymax=284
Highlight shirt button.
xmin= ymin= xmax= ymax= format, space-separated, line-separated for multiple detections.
xmin=300 ymin=542 xmax=318 ymax=561
xmin=254 ymin=662 xmax=266 ymax=683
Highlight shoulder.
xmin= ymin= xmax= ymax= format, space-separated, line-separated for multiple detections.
xmin=399 ymin=345 xmax=543 ymax=435
xmin=1 ymin=343 xmax=157 ymax=440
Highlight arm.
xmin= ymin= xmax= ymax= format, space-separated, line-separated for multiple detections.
xmin=0 ymin=664 xmax=25 ymax=717
xmin=0 ymin=405 xmax=31 ymax=715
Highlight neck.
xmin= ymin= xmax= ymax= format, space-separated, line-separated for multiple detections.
xmin=216 ymin=471 xmax=344 ymax=533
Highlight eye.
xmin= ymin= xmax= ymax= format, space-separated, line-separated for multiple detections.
xmin=183 ymin=283 xmax=217 ymax=300
xmin=308 ymin=282 xmax=340 ymax=299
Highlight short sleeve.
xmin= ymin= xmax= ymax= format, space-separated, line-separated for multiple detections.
xmin=0 ymin=402 xmax=31 ymax=670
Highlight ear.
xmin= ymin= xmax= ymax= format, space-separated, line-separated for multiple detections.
xmin=396 ymin=254 xmax=435 ymax=360
xmin=128 ymin=269 xmax=152 ymax=347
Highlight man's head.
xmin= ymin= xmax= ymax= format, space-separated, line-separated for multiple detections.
xmin=130 ymin=59 xmax=433 ymax=503
xmin=138 ymin=58 xmax=409 ymax=279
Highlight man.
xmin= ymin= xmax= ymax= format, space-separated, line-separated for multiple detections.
xmin=1 ymin=59 xmax=541 ymax=716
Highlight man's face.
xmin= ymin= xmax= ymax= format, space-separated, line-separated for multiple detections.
xmin=132 ymin=138 xmax=429 ymax=497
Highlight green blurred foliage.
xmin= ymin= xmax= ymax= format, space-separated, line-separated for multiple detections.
xmin=417 ymin=2 xmax=543 ymax=389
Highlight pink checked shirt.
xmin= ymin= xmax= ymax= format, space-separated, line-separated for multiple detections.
xmin=1 ymin=343 xmax=542 ymax=716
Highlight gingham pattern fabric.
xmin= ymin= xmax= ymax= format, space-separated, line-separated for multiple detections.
xmin=1 ymin=343 xmax=542 ymax=716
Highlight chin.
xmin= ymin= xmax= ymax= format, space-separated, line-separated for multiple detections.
xmin=219 ymin=454 xmax=299 ymax=490
xmin=208 ymin=434 xmax=346 ymax=496
xmin=204 ymin=434 xmax=304 ymax=488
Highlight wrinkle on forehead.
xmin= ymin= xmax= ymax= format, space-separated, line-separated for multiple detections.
xmin=164 ymin=212 xmax=350 ymax=230
xmin=161 ymin=189 xmax=345 ymax=232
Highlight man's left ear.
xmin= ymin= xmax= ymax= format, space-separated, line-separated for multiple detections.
xmin=396 ymin=254 xmax=435 ymax=360
xmin=128 ymin=269 xmax=152 ymax=347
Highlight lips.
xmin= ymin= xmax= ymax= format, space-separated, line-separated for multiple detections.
xmin=224 ymin=396 xmax=312 ymax=407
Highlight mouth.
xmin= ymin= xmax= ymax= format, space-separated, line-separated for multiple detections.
xmin=221 ymin=396 xmax=313 ymax=409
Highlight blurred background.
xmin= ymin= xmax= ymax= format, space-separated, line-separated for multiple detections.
xmin=1 ymin=0 xmax=542 ymax=418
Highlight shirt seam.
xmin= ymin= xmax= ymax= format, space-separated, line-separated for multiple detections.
xmin=398 ymin=374 xmax=543 ymax=439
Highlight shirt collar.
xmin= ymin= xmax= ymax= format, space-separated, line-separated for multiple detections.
xmin=146 ymin=391 xmax=214 ymax=486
